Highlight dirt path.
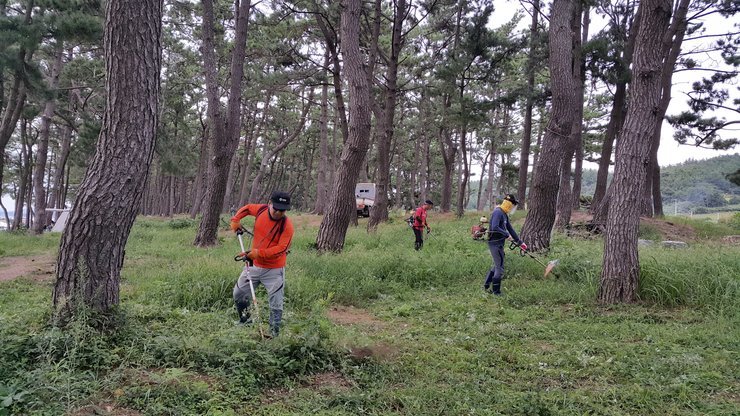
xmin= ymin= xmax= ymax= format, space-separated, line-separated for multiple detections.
xmin=0 ymin=254 xmax=55 ymax=282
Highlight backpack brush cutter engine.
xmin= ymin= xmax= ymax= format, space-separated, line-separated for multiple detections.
xmin=508 ymin=241 xmax=560 ymax=279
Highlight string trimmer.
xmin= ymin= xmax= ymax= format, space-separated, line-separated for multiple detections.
xmin=508 ymin=241 xmax=560 ymax=279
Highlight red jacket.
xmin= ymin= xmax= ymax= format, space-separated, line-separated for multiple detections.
xmin=413 ymin=206 xmax=428 ymax=230
xmin=231 ymin=204 xmax=294 ymax=268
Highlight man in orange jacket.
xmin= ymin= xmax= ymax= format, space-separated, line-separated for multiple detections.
xmin=230 ymin=191 xmax=295 ymax=337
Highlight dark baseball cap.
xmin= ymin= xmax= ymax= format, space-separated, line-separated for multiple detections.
xmin=270 ymin=191 xmax=291 ymax=211
xmin=425 ymin=199 xmax=434 ymax=205
xmin=503 ymin=194 xmax=519 ymax=205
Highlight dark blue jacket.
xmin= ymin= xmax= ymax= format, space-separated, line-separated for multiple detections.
xmin=488 ymin=207 xmax=520 ymax=246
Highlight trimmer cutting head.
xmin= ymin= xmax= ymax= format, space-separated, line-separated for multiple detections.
xmin=544 ymin=259 xmax=560 ymax=279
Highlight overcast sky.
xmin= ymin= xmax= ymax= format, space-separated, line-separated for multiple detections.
xmin=492 ymin=0 xmax=739 ymax=170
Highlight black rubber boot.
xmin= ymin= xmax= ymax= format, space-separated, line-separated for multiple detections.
xmin=235 ymin=299 xmax=252 ymax=324
xmin=491 ymin=276 xmax=502 ymax=295
xmin=484 ymin=269 xmax=495 ymax=292
xmin=269 ymin=309 xmax=283 ymax=337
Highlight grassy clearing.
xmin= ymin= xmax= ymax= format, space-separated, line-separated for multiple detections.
xmin=1 ymin=212 xmax=738 ymax=415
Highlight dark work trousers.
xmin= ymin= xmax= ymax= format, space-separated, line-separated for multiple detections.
xmin=485 ymin=243 xmax=505 ymax=294
xmin=413 ymin=228 xmax=424 ymax=250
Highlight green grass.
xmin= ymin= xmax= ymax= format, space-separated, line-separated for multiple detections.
xmin=1 ymin=213 xmax=738 ymax=415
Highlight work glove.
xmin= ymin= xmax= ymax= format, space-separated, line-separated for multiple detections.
xmin=426 ymin=226 xmax=431 ymax=233
xmin=230 ymin=220 xmax=244 ymax=233
xmin=519 ymin=242 xmax=528 ymax=251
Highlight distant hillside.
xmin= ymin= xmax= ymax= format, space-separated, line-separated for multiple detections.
xmin=582 ymin=153 xmax=740 ymax=212
xmin=468 ymin=154 xmax=740 ymax=212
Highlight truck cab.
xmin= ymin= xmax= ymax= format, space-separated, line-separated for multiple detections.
xmin=355 ymin=183 xmax=376 ymax=217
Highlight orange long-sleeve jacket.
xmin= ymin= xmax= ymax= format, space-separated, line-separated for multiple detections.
xmin=231 ymin=204 xmax=294 ymax=269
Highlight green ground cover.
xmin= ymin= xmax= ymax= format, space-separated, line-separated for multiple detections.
xmin=1 ymin=212 xmax=738 ymax=415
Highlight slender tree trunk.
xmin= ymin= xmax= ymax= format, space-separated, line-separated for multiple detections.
xmin=476 ymin=150 xmax=490 ymax=211
xmin=368 ymin=0 xmax=407 ymax=229
xmin=32 ymin=44 xmax=65 ymax=234
xmin=314 ymin=52 xmax=331 ymax=214
xmin=517 ymin=0 xmax=539 ymax=206
xmin=592 ymin=8 xmax=639 ymax=209
xmin=316 ymin=0 xmax=372 ymax=252
xmin=643 ymin=0 xmax=689 ymax=217
xmin=194 ymin=0 xmax=251 ymax=246
xmin=599 ymin=0 xmax=672 ymax=304
xmin=556 ymin=2 xmax=587 ymax=230
xmin=0 ymin=2 xmax=32 ymax=193
xmin=456 ymin=103 xmax=470 ymax=217
xmin=483 ymin=135 xmax=497 ymax=211
xmin=12 ymin=120 xmax=30 ymax=231
xmin=48 ymin=97 xmax=73 ymax=218
xmin=520 ymin=0 xmax=577 ymax=251
xmin=189 ymin=123 xmax=208 ymax=218
xmin=53 ymin=0 xmax=163 ymax=320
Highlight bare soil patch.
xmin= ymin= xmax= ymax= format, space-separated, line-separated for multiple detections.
xmin=349 ymin=342 xmax=399 ymax=361
xmin=0 ymin=254 xmax=55 ymax=282
xmin=327 ymin=305 xmax=386 ymax=328
xmin=69 ymin=403 xmax=142 ymax=416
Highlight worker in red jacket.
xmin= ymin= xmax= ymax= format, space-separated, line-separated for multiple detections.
xmin=230 ymin=191 xmax=295 ymax=337
xmin=412 ymin=199 xmax=433 ymax=250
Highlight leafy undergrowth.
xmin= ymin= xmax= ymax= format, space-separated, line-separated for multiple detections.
xmin=0 ymin=212 xmax=738 ymax=415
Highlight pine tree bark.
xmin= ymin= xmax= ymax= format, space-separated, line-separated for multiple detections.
xmin=194 ymin=0 xmax=251 ymax=246
xmin=520 ymin=0 xmax=577 ymax=251
xmin=316 ymin=0 xmax=371 ymax=252
xmin=599 ymin=0 xmax=672 ymax=304
xmin=53 ymin=0 xmax=163 ymax=320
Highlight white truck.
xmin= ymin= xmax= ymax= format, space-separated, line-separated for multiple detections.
xmin=355 ymin=183 xmax=376 ymax=217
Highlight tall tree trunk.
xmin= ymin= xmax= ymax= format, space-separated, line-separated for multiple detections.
xmin=599 ymin=0 xmax=672 ymax=304
xmin=592 ymin=7 xmax=639 ymax=209
xmin=0 ymin=2 xmax=32 ymax=193
xmin=456 ymin=107 xmax=469 ymax=217
xmin=53 ymin=0 xmax=163 ymax=320
xmin=483 ymin=134 xmax=497 ymax=211
xmin=316 ymin=0 xmax=371 ymax=252
xmin=12 ymin=120 xmax=30 ymax=231
xmin=476 ymin=150 xmax=490 ymax=211
xmin=48 ymin=97 xmax=74 ymax=218
xmin=643 ymin=0 xmax=690 ymax=217
xmin=189 ymin=122 xmax=208 ymax=219
xmin=194 ymin=0 xmax=251 ymax=246
xmin=517 ymin=0 xmax=539 ymax=206
xmin=314 ymin=7 xmax=349 ymax=144
xmin=32 ymin=44 xmax=65 ymax=234
xmin=520 ymin=0 xmax=576 ymax=251
xmin=368 ymin=0 xmax=407 ymax=230
xmin=555 ymin=2 xmax=587 ymax=230
xmin=314 ymin=52 xmax=331 ymax=214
